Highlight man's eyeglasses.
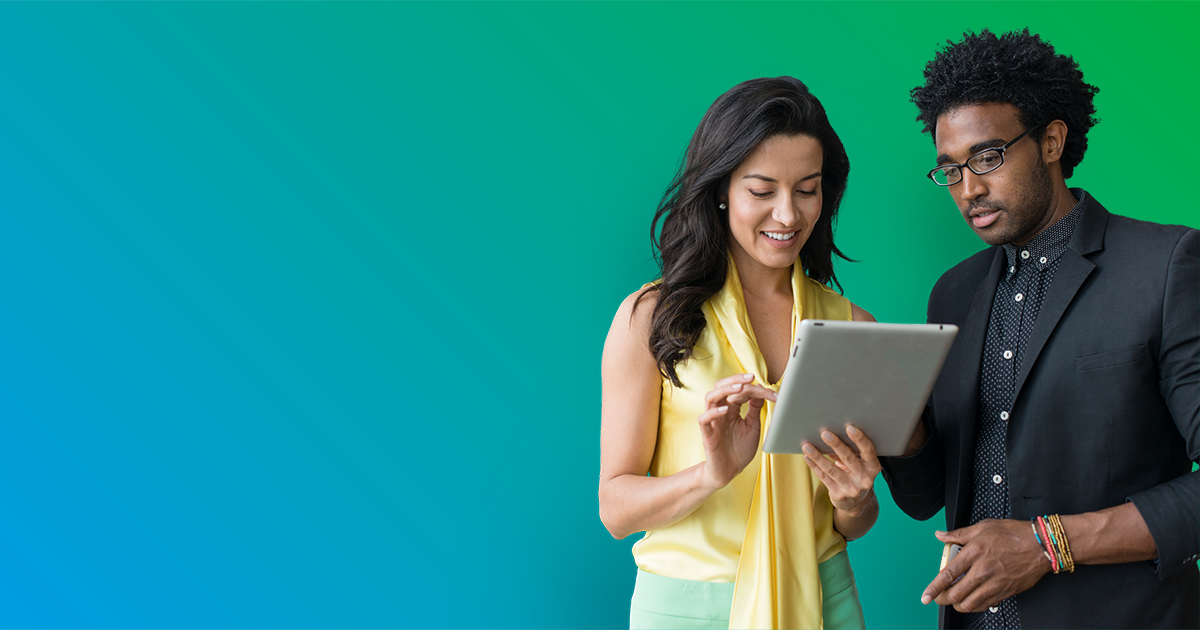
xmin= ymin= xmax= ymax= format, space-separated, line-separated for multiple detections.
xmin=927 ymin=124 xmax=1045 ymax=186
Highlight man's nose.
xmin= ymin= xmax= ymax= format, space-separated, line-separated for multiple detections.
xmin=957 ymin=168 xmax=988 ymax=201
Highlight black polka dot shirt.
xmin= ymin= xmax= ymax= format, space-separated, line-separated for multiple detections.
xmin=963 ymin=189 xmax=1087 ymax=630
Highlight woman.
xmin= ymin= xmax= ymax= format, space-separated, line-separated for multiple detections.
xmin=599 ymin=77 xmax=881 ymax=629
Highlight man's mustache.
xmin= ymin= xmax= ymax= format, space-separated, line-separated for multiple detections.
xmin=967 ymin=203 xmax=1003 ymax=214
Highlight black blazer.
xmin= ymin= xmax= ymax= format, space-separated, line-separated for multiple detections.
xmin=881 ymin=195 xmax=1199 ymax=629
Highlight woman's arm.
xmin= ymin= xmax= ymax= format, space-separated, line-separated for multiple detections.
xmin=599 ymin=289 xmax=775 ymax=540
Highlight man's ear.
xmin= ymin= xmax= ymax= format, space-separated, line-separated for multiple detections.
xmin=1041 ymin=120 xmax=1068 ymax=164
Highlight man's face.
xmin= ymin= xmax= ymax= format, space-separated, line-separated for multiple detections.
xmin=933 ymin=103 xmax=1055 ymax=246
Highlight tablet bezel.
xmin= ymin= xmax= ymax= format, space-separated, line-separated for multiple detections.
xmin=762 ymin=319 xmax=958 ymax=457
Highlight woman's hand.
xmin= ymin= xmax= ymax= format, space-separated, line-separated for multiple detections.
xmin=802 ymin=425 xmax=881 ymax=516
xmin=698 ymin=373 xmax=777 ymax=490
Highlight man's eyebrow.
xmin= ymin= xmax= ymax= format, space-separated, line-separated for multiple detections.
xmin=741 ymin=171 xmax=822 ymax=182
xmin=969 ymin=139 xmax=1008 ymax=154
xmin=936 ymin=139 xmax=1007 ymax=165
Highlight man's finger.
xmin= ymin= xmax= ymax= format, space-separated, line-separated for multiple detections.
xmin=953 ymin=577 xmax=1003 ymax=614
xmin=922 ymin=565 xmax=957 ymax=605
xmin=935 ymin=522 xmax=979 ymax=546
xmin=935 ymin=560 xmax=986 ymax=607
xmin=922 ymin=545 xmax=974 ymax=604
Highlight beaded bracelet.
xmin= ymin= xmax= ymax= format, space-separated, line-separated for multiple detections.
xmin=1030 ymin=521 xmax=1053 ymax=566
xmin=1031 ymin=514 xmax=1075 ymax=574
xmin=1048 ymin=514 xmax=1075 ymax=573
xmin=1034 ymin=515 xmax=1059 ymax=573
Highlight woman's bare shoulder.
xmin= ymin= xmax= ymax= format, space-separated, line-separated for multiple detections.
xmin=612 ymin=286 xmax=659 ymax=336
xmin=603 ymin=287 xmax=662 ymax=393
xmin=850 ymin=302 xmax=876 ymax=323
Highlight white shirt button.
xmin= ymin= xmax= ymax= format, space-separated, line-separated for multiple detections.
xmin=989 ymin=607 xmax=999 ymax=613
xmin=1015 ymin=293 xmax=1024 ymax=302
xmin=1010 ymin=266 xmax=1016 ymax=273
xmin=993 ymin=474 xmax=1003 ymax=484
xmin=1040 ymin=256 xmax=1048 ymax=264
xmin=1000 ymin=411 xmax=1010 ymax=420
xmin=1021 ymin=250 xmax=1031 ymax=259
xmin=1003 ymin=350 xmax=1013 ymax=360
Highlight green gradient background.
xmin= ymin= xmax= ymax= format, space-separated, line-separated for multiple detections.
xmin=0 ymin=2 xmax=1195 ymax=628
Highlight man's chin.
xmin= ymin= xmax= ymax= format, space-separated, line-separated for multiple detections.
xmin=969 ymin=218 xmax=1013 ymax=246
xmin=974 ymin=229 xmax=1011 ymax=246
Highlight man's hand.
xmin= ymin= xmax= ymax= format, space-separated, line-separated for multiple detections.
xmin=921 ymin=519 xmax=1052 ymax=612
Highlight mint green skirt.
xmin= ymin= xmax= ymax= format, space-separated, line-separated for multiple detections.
xmin=629 ymin=550 xmax=866 ymax=629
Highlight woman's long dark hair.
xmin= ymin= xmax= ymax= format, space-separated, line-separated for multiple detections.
xmin=636 ymin=77 xmax=852 ymax=387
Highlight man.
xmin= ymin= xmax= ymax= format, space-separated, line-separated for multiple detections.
xmin=879 ymin=29 xmax=1199 ymax=629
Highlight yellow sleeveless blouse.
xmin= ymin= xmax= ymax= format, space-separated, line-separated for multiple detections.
xmin=632 ymin=259 xmax=852 ymax=629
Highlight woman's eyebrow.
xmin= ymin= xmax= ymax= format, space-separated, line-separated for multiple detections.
xmin=741 ymin=171 xmax=821 ymax=182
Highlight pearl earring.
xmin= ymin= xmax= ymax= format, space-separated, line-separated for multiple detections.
xmin=719 ymin=203 xmax=727 ymax=210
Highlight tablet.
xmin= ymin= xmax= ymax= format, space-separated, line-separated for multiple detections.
xmin=763 ymin=319 xmax=958 ymax=457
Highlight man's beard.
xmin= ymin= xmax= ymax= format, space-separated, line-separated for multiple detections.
xmin=973 ymin=154 xmax=1056 ymax=246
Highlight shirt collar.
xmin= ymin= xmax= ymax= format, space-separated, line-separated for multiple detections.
xmin=1002 ymin=188 xmax=1088 ymax=275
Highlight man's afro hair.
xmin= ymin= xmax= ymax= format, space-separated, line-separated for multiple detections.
xmin=911 ymin=28 xmax=1099 ymax=178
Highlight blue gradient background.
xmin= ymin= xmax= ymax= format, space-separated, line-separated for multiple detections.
xmin=1 ymin=2 xmax=1196 ymax=628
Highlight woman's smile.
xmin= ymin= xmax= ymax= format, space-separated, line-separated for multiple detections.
xmin=762 ymin=230 xmax=800 ymax=247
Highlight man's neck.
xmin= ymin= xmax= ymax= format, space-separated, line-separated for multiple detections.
xmin=1013 ymin=181 xmax=1078 ymax=247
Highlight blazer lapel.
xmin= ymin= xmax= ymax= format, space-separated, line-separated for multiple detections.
xmin=950 ymin=247 xmax=1005 ymax=526
xmin=1012 ymin=198 xmax=1109 ymax=402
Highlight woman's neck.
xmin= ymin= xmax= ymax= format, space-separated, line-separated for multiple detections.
xmin=730 ymin=246 xmax=793 ymax=299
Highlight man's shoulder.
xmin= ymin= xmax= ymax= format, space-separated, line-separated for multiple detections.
xmin=1103 ymin=211 xmax=1197 ymax=247
xmin=926 ymin=246 xmax=998 ymax=323
xmin=932 ymin=247 xmax=998 ymax=297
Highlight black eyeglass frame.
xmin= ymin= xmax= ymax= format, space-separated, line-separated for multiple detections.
xmin=927 ymin=124 xmax=1047 ymax=186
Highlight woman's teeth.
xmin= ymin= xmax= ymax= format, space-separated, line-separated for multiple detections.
xmin=764 ymin=231 xmax=797 ymax=241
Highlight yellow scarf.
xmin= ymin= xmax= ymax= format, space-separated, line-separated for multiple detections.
xmin=631 ymin=258 xmax=850 ymax=628
xmin=712 ymin=260 xmax=849 ymax=629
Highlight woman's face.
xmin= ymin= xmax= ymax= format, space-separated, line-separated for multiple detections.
xmin=725 ymin=134 xmax=824 ymax=275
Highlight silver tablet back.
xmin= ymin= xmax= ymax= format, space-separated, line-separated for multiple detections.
xmin=763 ymin=319 xmax=958 ymax=457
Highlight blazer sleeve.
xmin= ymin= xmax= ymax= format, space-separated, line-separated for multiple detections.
xmin=1128 ymin=227 xmax=1200 ymax=580
xmin=880 ymin=406 xmax=947 ymax=521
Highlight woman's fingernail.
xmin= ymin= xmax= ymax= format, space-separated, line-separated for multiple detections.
xmin=731 ymin=383 xmax=742 ymax=391
xmin=802 ymin=444 xmax=816 ymax=455
xmin=718 ymin=406 xmax=728 ymax=413
xmin=743 ymin=374 xmax=754 ymax=380
xmin=921 ymin=594 xmax=932 ymax=605
xmin=822 ymin=430 xmax=835 ymax=441
xmin=847 ymin=425 xmax=860 ymax=436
